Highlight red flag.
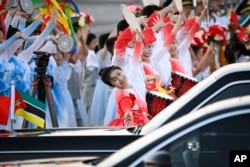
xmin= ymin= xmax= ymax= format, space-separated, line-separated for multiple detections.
xmin=230 ymin=11 xmax=238 ymax=24
xmin=0 ymin=96 xmax=11 ymax=125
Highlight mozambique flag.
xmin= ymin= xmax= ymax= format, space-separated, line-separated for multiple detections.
xmin=14 ymin=90 xmax=46 ymax=128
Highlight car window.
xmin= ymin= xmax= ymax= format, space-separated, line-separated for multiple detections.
xmin=142 ymin=113 xmax=250 ymax=167
xmin=202 ymin=83 xmax=250 ymax=106
xmin=169 ymin=83 xmax=250 ymax=123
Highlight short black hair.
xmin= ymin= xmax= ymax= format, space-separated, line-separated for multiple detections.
xmin=86 ymin=33 xmax=97 ymax=45
xmin=224 ymin=34 xmax=247 ymax=64
xmin=99 ymin=65 xmax=122 ymax=87
xmin=116 ymin=19 xmax=129 ymax=35
xmin=99 ymin=33 xmax=110 ymax=49
xmin=141 ymin=5 xmax=161 ymax=17
xmin=106 ymin=36 xmax=117 ymax=55
xmin=163 ymin=0 xmax=173 ymax=7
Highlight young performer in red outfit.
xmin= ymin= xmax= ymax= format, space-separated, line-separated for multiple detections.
xmin=141 ymin=13 xmax=184 ymax=92
xmin=100 ymin=36 xmax=152 ymax=126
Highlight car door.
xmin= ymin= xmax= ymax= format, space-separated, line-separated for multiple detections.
xmin=201 ymin=112 xmax=250 ymax=165
xmin=96 ymin=96 xmax=250 ymax=167
xmin=125 ymin=110 xmax=250 ymax=167
xmin=134 ymin=111 xmax=249 ymax=167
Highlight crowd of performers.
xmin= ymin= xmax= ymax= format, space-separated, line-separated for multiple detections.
xmin=0 ymin=0 xmax=249 ymax=129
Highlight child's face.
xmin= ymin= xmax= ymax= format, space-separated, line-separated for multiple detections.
xmin=109 ymin=69 xmax=129 ymax=89
xmin=128 ymin=36 xmax=136 ymax=48
xmin=141 ymin=44 xmax=153 ymax=62
xmin=169 ymin=41 xmax=178 ymax=55
xmin=54 ymin=52 xmax=63 ymax=66
xmin=195 ymin=3 xmax=205 ymax=16
xmin=183 ymin=5 xmax=194 ymax=18
xmin=88 ymin=38 xmax=98 ymax=51
xmin=69 ymin=53 xmax=78 ymax=64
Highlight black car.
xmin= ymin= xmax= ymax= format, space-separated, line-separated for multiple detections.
xmin=2 ymin=95 xmax=250 ymax=167
xmin=96 ymin=95 xmax=250 ymax=167
xmin=1 ymin=62 xmax=250 ymax=162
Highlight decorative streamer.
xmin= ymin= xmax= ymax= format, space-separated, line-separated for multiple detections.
xmin=38 ymin=1 xmax=73 ymax=34
xmin=51 ymin=0 xmax=66 ymax=18
xmin=65 ymin=7 xmax=77 ymax=53
xmin=37 ymin=14 xmax=50 ymax=32
xmin=44 ymin=0 xmax=51 ymax=5
xmin=32 ymin=0 xmax=42 ymax=4
xmin=39 ymin=6 xmax=51 ymax=16
xmin=68 ymin=0 xmax=80 ymax=14
xmin=37 ymin=0 xmax=78 ymax=52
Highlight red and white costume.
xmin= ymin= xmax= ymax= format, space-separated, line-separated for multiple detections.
xmin=109 ymin=40 xmax=151 ymax=127
xmin=109 ymin=87 xmax=149 ymax=126
xmin=172 ymin=17 xmax=201 ymax=76
xmin=112 ymin=26 xmax=156 ymax=100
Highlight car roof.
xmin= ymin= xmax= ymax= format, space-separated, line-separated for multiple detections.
xmin=98 ymin=95 xmax=250 ymax=166
xmin=141 ymin=62 xmax=250 ymax=134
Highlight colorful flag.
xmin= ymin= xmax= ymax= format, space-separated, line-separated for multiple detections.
xmin=0 ymin=96 xmax=11 ymax=125
xmin=14 ymin=90 xmax=46 ymax=128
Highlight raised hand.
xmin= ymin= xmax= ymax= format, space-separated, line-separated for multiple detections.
xmin=15 ymin=31 xmax=27 ymax=41
xmin=80 ymin=24 xmax=90 ymax=43
xmin=135 ymin=30 xmax=143 ymax=42
xmin=172 ymin=12 xmax=185 ymax=35
xmin=197 ymin=8 xmax=208 ymax=24
xmin=170 ymin=0 xmax=179 ymax=14
xmin=19 ymin=16 xmax=27 ymax=23
xmin=152 ymin=14 xmax=168 ymax=32
xmin=48 ymin=35 xmax=58 ymax=44
xmin=15 ymin=9 xmax=28 ymax=17
xmin=124 ymin=111 xmax=133 ymax=126
xmin=8 ymin=8 xmax=18 ymax=16
xmin=50 ymin=8 xmax=58 ymax=24
xmin=36 ymin=14 xmax=44 ymax=24
xmin=137 ymin=15 xmax=148 ymax=28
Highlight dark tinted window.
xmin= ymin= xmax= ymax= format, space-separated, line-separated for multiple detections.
xmin=168 ymin=83 xmax=250 ymax=123
xmin=163 ymin=113 xmax=250 ymax=167
xmin=205 ymin=83 xmax=250 ymax=105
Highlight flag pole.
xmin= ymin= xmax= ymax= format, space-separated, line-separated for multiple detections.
xmin=10 ymin=80 xmax=15 ymax=130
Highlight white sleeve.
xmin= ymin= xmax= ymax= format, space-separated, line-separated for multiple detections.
xmin=86 ymin=50 xmax=100 ymax=71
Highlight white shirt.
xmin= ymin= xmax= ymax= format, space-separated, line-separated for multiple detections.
xmin=86 ymin=49 xmax=100 ymax=71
